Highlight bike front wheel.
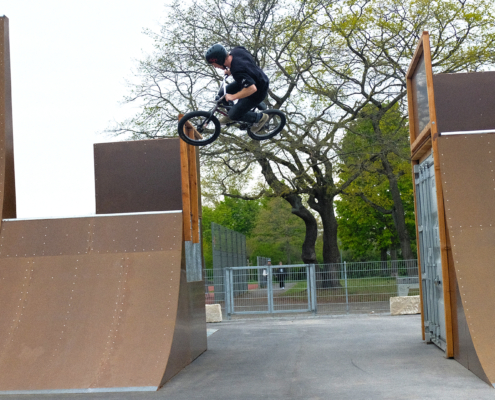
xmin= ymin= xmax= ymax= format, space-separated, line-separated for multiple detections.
xmin=178 ymin=111 xmax=221 ymax=146
xmin=247 ymin=109 xmax=286 ymax=141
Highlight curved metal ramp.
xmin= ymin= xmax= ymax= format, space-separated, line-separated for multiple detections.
xmin=438 ymin=134 xmax=495 ymax=387
xmin=0 ymin=212 xmax=188 ymax=393
xmin=0 ymin=16 xmax=206 ymax=393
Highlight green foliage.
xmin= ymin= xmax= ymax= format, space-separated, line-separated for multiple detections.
xmin=336 ymin=105 xmax=416 ymax=260
xmin=202 ymin=194 xmax=262 ymax=269
xmin=247 ymin=197 xmax=307 ymax=265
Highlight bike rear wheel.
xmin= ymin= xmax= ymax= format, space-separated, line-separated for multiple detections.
xmin=247 ymin=109 xmax=286 ymax=141
xmin=178 ymin=111 xmax=221 ymax=146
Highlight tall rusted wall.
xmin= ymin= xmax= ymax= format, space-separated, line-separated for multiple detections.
xmin=94 ymin=139 xmax=183 ymax=214
xmin=0 ymin=17 xmax=16 ymax=222
xmin=434 ymin=71 xmax=495 ymax=134
xmin=94 ymin=137 xmax=207 ymax=385
xmin=432 ymin=71 xmax=495 ymax=386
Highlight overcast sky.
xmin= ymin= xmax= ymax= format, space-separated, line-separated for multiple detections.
xmin=2 ymin=1 xmax=169 ymax=218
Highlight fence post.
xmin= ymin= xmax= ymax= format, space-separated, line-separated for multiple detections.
xmin=309 ymin=264 xmax=317 ymax=314
xmin=225 ymin=268 xmax=231 ymax=320
xmin=344 ymin=261 xmax=349 ymax=314
xmin=267 ymin=263 xmax=274 ymax=315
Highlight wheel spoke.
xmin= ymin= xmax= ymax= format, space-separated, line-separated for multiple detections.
xmin=188 ymin=116 xmax=216 ymax=140
xmin=257 ymin=115 xmax=281 ymax=137
xmin=246 ymin=110 xmax=285 ymax=141
xmin=178 ymin=111 xmax=221 ymax=146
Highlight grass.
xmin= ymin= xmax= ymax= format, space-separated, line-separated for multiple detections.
xmin=284 ymin=278 xmax=418 ymax=298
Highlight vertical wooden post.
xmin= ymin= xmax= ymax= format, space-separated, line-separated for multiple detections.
xmin=179 ymin=131 xmax=192 ymax=242
xmin=188 ymin=144 xmax=200 ymax=244
xmin=423 ymin=33 xmax=453 ymax=358
xmin=407 ymin=34 xmax=427 ymax=342
xmin=178 ymin=114 xmax=200 ymax=245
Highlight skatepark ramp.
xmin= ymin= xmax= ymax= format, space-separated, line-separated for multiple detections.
xmin=0 ymin=16 xmax=206 ymax=394
xmin=407 ymin=32 xmax=495 ymax=387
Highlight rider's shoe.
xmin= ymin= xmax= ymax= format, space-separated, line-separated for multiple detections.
xmin=219 ymin=115 xmax=233 ymax=126
xmin=250 ymin=113 xmax=269 ymax=133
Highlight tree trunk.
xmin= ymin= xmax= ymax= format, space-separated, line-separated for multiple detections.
xmin=284 ymin=193 xmax=317 ymax=264
xmin=309 ymin=195 xmax=342 ymax=288
xmin=256 ymin=155 xmax=318 ymax=265
xmin=381 ymin=155 xmax=414 ymax=263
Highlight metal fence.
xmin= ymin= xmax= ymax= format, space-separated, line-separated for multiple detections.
xmin=204 ymin=260 xmax=419 ymax=319
xmin=210 ymin=223 xmax=248 ymax=302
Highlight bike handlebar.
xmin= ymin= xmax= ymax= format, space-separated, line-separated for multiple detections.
xmin=214 ymin=74 xmax=229 ymax=104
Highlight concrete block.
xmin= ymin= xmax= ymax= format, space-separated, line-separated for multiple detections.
xmin=206 ymin=304 xmax=223 ymax=323
xmin=390 ymin=295 xmax=421 ymax=316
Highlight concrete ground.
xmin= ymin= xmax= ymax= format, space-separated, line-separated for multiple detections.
xmin=3 ymin=314 xmax=494 ymax=400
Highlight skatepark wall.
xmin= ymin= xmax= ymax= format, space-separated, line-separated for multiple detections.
xmin=407 ymin=32 xmax=494 ymax=387
xmin=0 ymin=16 xmax=206 ymax=394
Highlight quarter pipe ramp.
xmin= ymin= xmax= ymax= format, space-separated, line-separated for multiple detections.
xmin=0 ymin=16 xmax=206 ymax=394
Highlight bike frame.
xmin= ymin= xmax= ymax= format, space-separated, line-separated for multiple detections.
xmin=201 ymin=74 xmax=262 ymax=130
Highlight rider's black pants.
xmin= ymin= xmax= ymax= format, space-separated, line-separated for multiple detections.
xmin=218 ymin=82 xmax=268 ymax=123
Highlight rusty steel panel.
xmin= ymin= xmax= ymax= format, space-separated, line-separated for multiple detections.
xmin=446 ymin=229 xmax=490 ymax=385
xmin=91 ymin=212 xmax=182 ymax=254
xmin=434 ymin=72 xmax=495 ymax=134
xmin=94 ymin=139 xmax=183 ymax=214
xmin=0 ymin=212 xmax=206 ymax=393
xmin=0 ymin=17 xmax=16 ymax=223
xmin=452 ymin=274 xmax=490 ymax=384
xmin=438 ymin=134 xmax=495 ymax=386
xmin=0 ymin=217 xmax=92 ymax=257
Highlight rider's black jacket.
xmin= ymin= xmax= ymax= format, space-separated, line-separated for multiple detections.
xmin=229 ymin=46 xmax=269 ymax=103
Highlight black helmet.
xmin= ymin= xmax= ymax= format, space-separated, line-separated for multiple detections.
xmin=205 ymin=44 xmax=228 ymax=65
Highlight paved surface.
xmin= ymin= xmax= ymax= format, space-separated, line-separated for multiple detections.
xmin=2 ymin=314 xmax=494 ymax=400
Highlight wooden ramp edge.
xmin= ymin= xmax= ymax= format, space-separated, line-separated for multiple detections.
xmin=438 ymin=134 xmax=495 ymax=387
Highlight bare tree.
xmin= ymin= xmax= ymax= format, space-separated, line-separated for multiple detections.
xmin=111 ymin=0 xmax=495 ymax=285
xmin=301 ymin=0 xmax=495 ymax=259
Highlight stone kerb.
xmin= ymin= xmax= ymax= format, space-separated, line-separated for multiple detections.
xmin=206 ymin=304 xmax=223 ymax=323
xmin=390 ymin=295 xmax=421 ymax=316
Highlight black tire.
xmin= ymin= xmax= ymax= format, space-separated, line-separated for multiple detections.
xmin=178 ymin=111 xmax=221 ymax=146
xmin=247 ymin=109 xmax=286 ymax=141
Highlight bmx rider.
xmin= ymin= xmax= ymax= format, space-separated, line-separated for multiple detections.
xmin=205 ymin=44 xmax=269 ymax=133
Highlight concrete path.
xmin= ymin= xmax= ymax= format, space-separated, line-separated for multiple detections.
xmin=2 ymin=314 xmax=494 ymax=400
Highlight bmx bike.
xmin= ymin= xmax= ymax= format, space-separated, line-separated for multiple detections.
xmin=178 ymin=75 xmax=286 ymax=146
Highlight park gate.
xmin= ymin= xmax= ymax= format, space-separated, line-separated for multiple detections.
xmin=224 ymin=264 xmax=317 ymax=318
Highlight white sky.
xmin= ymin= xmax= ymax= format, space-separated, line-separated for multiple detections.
xmin=2 ymin=1 xmax=169 ymax=218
